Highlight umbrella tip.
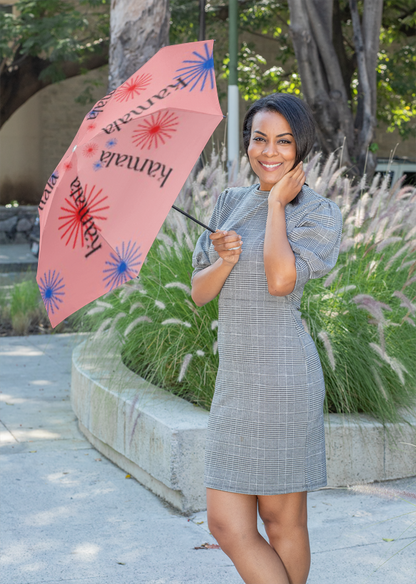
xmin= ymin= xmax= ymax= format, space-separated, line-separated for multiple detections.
xmin=72 ymin=145 xmax=77 ymax=152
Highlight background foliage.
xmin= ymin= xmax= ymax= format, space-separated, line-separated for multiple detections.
xmin=170 ymin=0 xmax=416 ymax=140
xmin=0 ymin=0 xmax=109 ymax=82
xmin=1 ymin=1 xmax=414 ymax=140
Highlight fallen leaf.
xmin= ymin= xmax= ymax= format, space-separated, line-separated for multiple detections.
xmin=125 ymin=474 xmax=132 ymax=479
xmin=95 ymin=458 xmax=102 ymax=461
xmin=5 ymin=403 xmax=14 ymax=405
xmin=383 ymin=538 xmax=395 ymax=542
xmin=117 ymin=561 xmax=126 ymax=565
xmin=29 ymin=451 xmax=37 ymax=453
xmin=196 ymin=521 xmax=204 ymax=524
xmin=194 ymin=543 xmax=220 ymax=550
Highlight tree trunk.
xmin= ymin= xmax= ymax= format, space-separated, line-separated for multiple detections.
xmin=108 ymin=0 xmax=170 ymax=91
xmin=288 ymin=0 xmax=384 ymax=177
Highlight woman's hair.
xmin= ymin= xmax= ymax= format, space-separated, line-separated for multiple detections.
xmin=242 ymin=93 xmax=316 ymax=204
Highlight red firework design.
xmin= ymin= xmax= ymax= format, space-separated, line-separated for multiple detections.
xmin=83 ymin=142 xmax=98 ymax=158
xmin=86 ymin=121 xmax=97 ymax=132
xmin=132 ymin=111 xmax=179 ymax=150
xmin=58 ymin=184 xmax=109 ymax=249
xmin=63 ymin=160 xmax=72 ymax=171
xmin=114 ymin=73 xmax=152 ymax=103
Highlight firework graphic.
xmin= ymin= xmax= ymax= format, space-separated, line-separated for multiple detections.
xmin=174 ymin=43 xmax=214 ymax=91
xmin=58 ymin=184 xmax=109 ymax=249
xmin=132 ymin=111 xmax=179 ymax=150
xmin=103 ymin=241 xmax=142 ymax=291
xmin=83 ymin=143 xmax=99 ymax=158
xmin=93 ymin=161 xmax=103 ymax=172
xmin=38 ymin=270 xmax=65 ymax=315
xmin=114 ymin=73 xmax=152 ymax=103
xmin=63 ymin=161 xmax=72 ymax=171
xmin=105 ymin=138 xmax=118 ymax=149
xmin=86 ymin=121 xmax=97 ymax=132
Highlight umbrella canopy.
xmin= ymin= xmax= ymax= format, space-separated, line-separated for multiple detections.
xmin=36 ymin=40 xmax=223 ymax=328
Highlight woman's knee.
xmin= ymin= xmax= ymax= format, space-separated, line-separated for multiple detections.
xmin=206 ymin=488 xmax=259 ymax=550
xmin=258 ymin=492 xmax=308 ymax=538
xmin=207 ymin=510 xmax=250 ymax=545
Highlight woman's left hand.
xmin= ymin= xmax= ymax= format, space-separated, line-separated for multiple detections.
xmin=268 ymin=162 xmax=305 ymax=207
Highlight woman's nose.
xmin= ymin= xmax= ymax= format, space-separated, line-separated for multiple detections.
xmin=262 ymin=143 xmax=279 ymax=156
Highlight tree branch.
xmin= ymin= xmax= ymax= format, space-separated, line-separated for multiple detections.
xmin=349 ymin=0 xmax=374 ymax=156
xmin=332 ymin=0 xmax=356 ymax=101
xmin=304 ymin=0 xmax=348 ymax=99
xmin=363 ymin=0 xmax=384 ymax=115
xmin=0 ymin=42 xmax=109 ymax=128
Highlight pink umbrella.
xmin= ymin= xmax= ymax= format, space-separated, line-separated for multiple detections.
xmin=36 ymin=40 xmax=223 ymax=328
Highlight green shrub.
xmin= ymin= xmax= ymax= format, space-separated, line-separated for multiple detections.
xmin=78 ymin=151 xmax=416 ymax=424
xmin=0 ymin=275 xmax=78 ymax=335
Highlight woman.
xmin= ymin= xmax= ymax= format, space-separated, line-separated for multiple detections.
xmin=191 ymin=93 xmax=343 ymax=584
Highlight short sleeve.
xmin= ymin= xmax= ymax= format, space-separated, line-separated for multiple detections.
xmin=288 ymin=199 xmax=343 ymax=293
xmin=191 ymin=189 xmax=228 ymax=282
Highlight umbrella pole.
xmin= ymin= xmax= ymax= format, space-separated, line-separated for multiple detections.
xmin=171 ymin=205 xmax=215 ymax=233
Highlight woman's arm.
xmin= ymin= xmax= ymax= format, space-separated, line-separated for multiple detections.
xmin=191 ymin=230 xmax=242 ymax=307
xmin=263 ymin=163 xmax=305 ymax=296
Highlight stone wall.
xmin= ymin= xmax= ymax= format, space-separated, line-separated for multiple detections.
xmin=0 ymin=206 xmax=38 ymax=244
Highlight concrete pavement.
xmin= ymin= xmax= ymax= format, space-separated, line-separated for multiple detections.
xmin=0 ymin=333 xmax=415 ymax=584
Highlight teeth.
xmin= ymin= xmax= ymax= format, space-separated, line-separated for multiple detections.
xmin=261 ymin=162 xmax=281 ymax=168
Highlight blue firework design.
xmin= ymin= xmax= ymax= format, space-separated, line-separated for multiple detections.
xmin=103 ymin=241 xmax=142 ymax=291
xmin=105 ymin=138 xmax=118 ymax=149
xmin=38 ymin=270 xmax=65 ymax=315
xmin=174 ymin=43 xmax=215 ymax=91
xmin=93 ymin=161 xmax=103 ymax=172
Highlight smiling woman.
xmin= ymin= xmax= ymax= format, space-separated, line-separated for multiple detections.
xmin=191 ymin=93 xmax=343 ymax=584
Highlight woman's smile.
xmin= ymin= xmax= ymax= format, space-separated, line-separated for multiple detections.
xmin=258 ymin=161 xmax=283 ymax=171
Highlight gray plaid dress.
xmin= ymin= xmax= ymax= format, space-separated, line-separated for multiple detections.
xmin=192 ymin=184 xmax=343 ymax=495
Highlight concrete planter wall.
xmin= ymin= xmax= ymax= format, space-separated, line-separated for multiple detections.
xmin=71 ymin=338 xmax=416 ymax=513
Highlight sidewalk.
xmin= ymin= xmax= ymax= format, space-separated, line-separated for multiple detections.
xmin=0 ymin=333 xmax=415 ymax=584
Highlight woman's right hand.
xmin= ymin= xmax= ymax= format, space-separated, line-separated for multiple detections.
xmin=209 ymin=230 xmax=243 ymax=265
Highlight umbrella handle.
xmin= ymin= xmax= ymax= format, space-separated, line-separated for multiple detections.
xmin=172 ymin=205 xmax=215 ymax=233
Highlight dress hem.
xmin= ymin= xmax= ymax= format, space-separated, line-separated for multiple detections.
xmin=203 ymin=480 xmax=328 ymax=496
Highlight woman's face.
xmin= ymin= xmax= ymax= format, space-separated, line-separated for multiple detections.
xmin=247 ymin=109 xmax=297 ymax=191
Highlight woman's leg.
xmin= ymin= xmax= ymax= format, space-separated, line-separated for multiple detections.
xmin=206 ymin=488 xmax=290 ymax=584
xmin=257 ymin=491 xmax=310 ymax=584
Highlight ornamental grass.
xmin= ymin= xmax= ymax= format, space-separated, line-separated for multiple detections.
xmin=77 ymin=150 xmax=416 ymax=425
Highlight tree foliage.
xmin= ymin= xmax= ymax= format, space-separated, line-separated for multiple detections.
xmin=0 ymin=0 xmax=110 ymax=128
xmin=170 ymin=0 xmax=416 ymax=163
xmin=1 ymin=0 xmax=414 ymax=157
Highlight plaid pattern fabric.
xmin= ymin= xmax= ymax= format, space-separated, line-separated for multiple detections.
xmin=192 ymin=184 xmax=343 ymax=495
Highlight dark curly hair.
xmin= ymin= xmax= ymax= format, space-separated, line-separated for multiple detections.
xmin=243 ymin=93 xmax=316 ymax=205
